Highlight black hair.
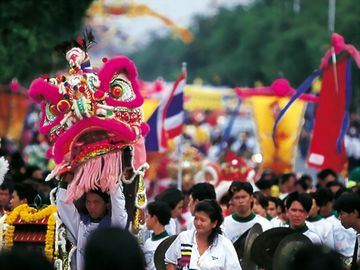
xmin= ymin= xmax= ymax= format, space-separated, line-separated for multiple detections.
xmin=334 ymin=192 xmax=360 ymax=214
xmin=256 ymin=179 xmax=274 ymax=190
xmin=253 ymin=191 xmax=268 ymax=209
xmin=325 ymin=181 xmax=347 ymax=199
xmin=228 ymin=181 xmax=253 ymax=198
xmin=147 ymin=201 xmax=171 ymax=226
xmin=189 ymin=183 xmax=216 ymax=201
xmin=317 ymin=168 xmax=338 ymax=181
xmin=84 ymin=227 xmax=146 ymax=270
xmin=285 ymin=192 xmax=312 ymax=213
xmin=13 ymin=183 xmax=37 ymax=205
xmin=0 ymin=249 xmax=53 ymax=270
xmin=295 ymin=175 xmax=312 ymax=191
xmin=280 ymin=173 xmax=297 ymax=185
xmin=0 ymin=182 xmax=13 ymax=193
xmin=155 ymin=188 xmax=184 ymax=210
xmin=86 ymin=189 xmax=110 ymax=203
xmin=267 ymin=196 xmax=279 ymax=208
xmin=313 ymin=187 xmax=334 ymax=207
xmin=194 ymin=199 xmax=223 ymax=245
xmin=290 ymin=244 xmax=343 ymax=270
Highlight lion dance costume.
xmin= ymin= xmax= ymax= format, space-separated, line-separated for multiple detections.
xmin=26 ymin=32 xmax=149 ymax=268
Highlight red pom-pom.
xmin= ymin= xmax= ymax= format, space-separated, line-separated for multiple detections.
xmin=41 ymin=74 xmax=49 ymax=80
xmin=93 ymin=90 xmax=106 ymax=101
xmin=102 ymin=57 xmax=108 ymax=63
xmin=77 ymin=36 xmax=84 ymax=47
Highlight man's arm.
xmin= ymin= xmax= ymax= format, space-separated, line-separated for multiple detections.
xmin=110 ymin=183 xmax=128 ymax=228
xmin=56 ymin=181 xmax=80 ymax=241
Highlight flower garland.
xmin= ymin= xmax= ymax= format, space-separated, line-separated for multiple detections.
xmin=4 ymin=204 xmax=57 ymax=260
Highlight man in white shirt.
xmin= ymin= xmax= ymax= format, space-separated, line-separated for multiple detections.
xmin=56 ymin=174 xmax=128 ymax=270
xmin=285 ymin=192 xmax=321 ymax=244
xmin=143 ymin=201 xmax=171 ymax=270
xmin=334 ymin=192 xmax=360 ymax=269
xmin=317 ymin=187 xmax=356 ymax=258
xmin=307 ymin=192 xmax=335 ymax=248
xmin=223 ymin=181 xmax=272 ymax=243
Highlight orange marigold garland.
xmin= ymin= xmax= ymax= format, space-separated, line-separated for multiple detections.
xmin=3 ymin=204 xmax=57 ymax=260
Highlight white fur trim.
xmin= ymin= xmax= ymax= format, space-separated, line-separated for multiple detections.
xmin=0 ymin=157 xmax=9 ymax=185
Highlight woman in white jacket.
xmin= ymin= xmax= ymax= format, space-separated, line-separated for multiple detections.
xmin=165 ymin=199 xmax=241 ymax=270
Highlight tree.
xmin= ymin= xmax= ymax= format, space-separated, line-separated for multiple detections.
xmin=0 ymin=0 xmax=93 ymax=86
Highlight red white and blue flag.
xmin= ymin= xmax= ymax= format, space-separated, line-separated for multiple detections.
xmin=145 ymin=70 xmax=186 ymax=152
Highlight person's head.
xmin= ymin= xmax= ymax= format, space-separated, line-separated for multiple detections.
xmin=0 ymin=249 xmax=53 ymax=270
xmin=228 ymin=181 xmax=253 ymax=216
xmin=326 ymin=181 xmax=346 ymax=200
xmin=146 ymin=201 xmax=171 ymax=230
xmin=308 ymin=193 xmax=321 ymax=218
xmin=317 ymin=168 xmax=337 ymax=187
xmin=290 ymin=244 xmax=343 ymax=270
xmin=334 ymin=192 xmax=360 ymax=230
xmin=313 ymin=187 xmax=334 ymax=218
xmin=255 ymin=179 xmax=273 ymax=197
xmin=155 ymin=188 xmax=184 ymax=218
xmin=85 ymin=189 xmax=110 ymax=220
xmin=252 ymin=191 xmax=268 ymax=217
xmin=279 ymin=173 xmax=296 ymax=194
xmin=285 ymin=192 xmax=312 ymax=229
xmin=295 ymin=175 xmax=312 ymax=193
xmin=194 ymin=199 xmax=223 ymax=245
xmin=0 ymin=182 xmax=12 ymax=208
xmin=84 ymin=227 xmax=146 ymax=270
xmin=188 ymin=183 xmax=216 ymax=215
xmin=10 ymin=183 xmax=37 ymax=209
xmin=267 ymin=196 xmax=279 ymax=218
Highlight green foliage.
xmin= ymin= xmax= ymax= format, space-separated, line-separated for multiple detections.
xmin=0 ymin=0 xmax=93 ymax=86
xmin=130 ymin=0 xmax=360 ymax=103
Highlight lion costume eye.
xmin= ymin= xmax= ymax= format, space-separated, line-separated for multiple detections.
xmin=109 ymin=76 xmax=135 ymax=101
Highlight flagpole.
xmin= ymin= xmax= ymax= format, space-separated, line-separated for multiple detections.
xmin=177 ymin=62 xmax=187 ymax=191
xmin=328 ymin=0 xmax=339 ymax=94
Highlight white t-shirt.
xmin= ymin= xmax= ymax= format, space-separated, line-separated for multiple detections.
xmin=143 ymin=231 xmax=169 ymax=270
xmin=326 ymin=214 xmax=356 ymax=257
xmin=307 ymin=215 xmax=335 ymax=248
xmin=165 ymin=218 xmax=178 ymax=235
xmin=222 ymin=212 xmax=272 ymax=243
xmin=165 ymin=229 xmax=242 ymax=270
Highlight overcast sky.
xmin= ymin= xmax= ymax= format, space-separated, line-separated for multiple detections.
xmin=89 ymin=0 xmax=252 ymax=55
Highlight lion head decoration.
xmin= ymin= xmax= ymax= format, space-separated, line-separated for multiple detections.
xmin=28 ymin=32 xmax=149 ymax=230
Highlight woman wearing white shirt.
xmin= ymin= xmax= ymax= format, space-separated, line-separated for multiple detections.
xmin=165 ymin=199 xmax=241 ymax=270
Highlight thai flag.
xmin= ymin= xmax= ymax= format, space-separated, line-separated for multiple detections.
xmin=145 ymin=70 xmax=186 ymax=152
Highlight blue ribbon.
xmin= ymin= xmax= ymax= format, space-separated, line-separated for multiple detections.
xmin=272 ymin=69 xmax=323 ymax=145
xmin=221 ymin=98 xmax=242 ymax=151
xmin=336 ymin=57 xmax=353 ymax=152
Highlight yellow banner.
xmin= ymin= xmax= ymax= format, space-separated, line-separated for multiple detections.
xmin=0 ymin=93 xmax=29 ymax=140
xmin=250 ymin=96 xmax=306 ymax=174
xmin=184 ymin=85 xmax=235 ymax=111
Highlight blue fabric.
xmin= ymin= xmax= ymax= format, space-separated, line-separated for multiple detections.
xmin=336 ymin=58 xmax=353 ymax=152
xmin=272 ymin=69 xmax=322 ymax=145
xmin=221 ymin=99 xmax=242 ymax=151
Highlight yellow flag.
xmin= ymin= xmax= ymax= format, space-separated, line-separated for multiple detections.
xmin=250 ymin=96 xmax=306 ymax=174
xmin=142 ymin=99 xmax=159 ymax=122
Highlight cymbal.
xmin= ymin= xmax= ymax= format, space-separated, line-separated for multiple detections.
xmin=251 ymin=227 xmax=294 ymax=269
xmin=243 ymin=223 xmax=263 ymax=270
xmin=154 ymin=235 xmax=177 ymax=270
xmin=273 ymin=233 xmax=311 ymax=270
xmin=233 ymin=227 xmax=251 ymax=263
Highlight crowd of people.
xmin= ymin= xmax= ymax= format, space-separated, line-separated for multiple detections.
xmin=1 ymin=139 xmax=360 ymax=270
